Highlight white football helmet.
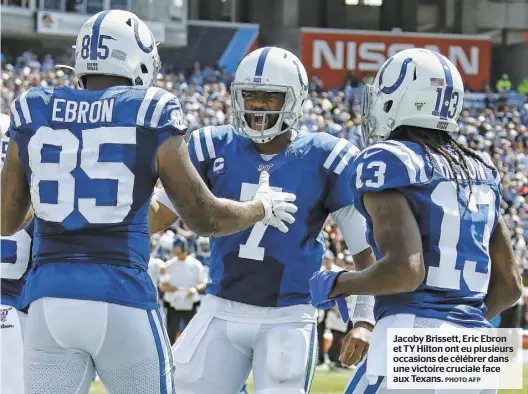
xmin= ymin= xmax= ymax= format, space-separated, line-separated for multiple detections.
xmin=74 ymin=10 xmax=160 ymax=89
xmin=0 ymin=113 xmax=10 ymax=171
xmin=361 ymin=48 xmax=464 ymax=144
xmin=231 ymin=47 xmax=309 ymax=143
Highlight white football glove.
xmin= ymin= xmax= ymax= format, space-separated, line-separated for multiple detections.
xmin=253 ymin=171 xmax=298 ymax=233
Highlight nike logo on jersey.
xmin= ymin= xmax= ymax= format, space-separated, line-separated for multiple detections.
xmin=258 ymin=163 xmax=274 ymax=172
xmin=362 ymin=150 xmax=382 ymax=159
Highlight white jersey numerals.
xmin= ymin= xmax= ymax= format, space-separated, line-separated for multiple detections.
xmin=238 ymin=181 xmax=282 ymax=261
xmin=1 ymin=229 xmax=32 ymax=280
xmin=427 ymin=182 xmax=496 ymax=292
xmin=355 ymin=161 xmax=386 ymax=189
xmin=28 ymin=126 xmax=136 ymax=224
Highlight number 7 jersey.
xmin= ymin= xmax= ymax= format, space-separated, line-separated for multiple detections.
xmin=188 ymin=126 xmax=359 ymax=308
xmin=351 ymin=140 xmax=501 ymax=328
xmin=8 ymin=85 xmax=186 ymax=310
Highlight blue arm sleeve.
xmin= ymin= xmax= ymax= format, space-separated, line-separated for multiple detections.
xmin=323 ymin=142 xmax=359 ymax=213
xmin=187 ymin=129 xmax=209 ymax=184
xmin=351 ymin=141 xmax=429 ymax=218
xmin=154 ymin=96 xmax=187 ymax=150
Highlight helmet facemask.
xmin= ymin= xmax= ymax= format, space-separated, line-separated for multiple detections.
xmin=361 ymin=82 xmax=407 ymax=146
xmin=231 ymin=83 xmax=299 ymax=144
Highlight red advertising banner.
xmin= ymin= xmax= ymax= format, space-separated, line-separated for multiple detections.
xmin=301 ymin=28 xmax=491 ymax=91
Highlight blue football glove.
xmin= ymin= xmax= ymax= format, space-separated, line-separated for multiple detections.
xmin=309 ymin=270 xmax=350 ymax=323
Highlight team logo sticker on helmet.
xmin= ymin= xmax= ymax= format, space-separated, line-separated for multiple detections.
xmin=130 ymin=18 xmax=155 ymax=54
xmin=378 ymin=57 xmax=413 ymax=94
xmin=293 ymin=60 xmax=308 ymax=92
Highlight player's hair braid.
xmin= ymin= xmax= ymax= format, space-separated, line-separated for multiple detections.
xmin=444 ymin=133 xmax=495 ymax=172
xmin=392 ymin=127 xmax=494 ymax=195
xmin=403 ymin=133 xmax=436 ymax=183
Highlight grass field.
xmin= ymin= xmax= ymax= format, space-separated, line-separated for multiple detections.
xmin=89 ymin=364 xmax=528 ymax=394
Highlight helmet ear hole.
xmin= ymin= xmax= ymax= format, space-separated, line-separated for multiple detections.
xmin=126 ymin=18 xmax=133 ymax=27
xmin=384 ymin=100 xmax=393 ymax=113
xmin=140 ymin=64 xmax=148 ymax=74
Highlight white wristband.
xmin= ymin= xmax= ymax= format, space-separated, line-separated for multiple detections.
xmin=153 ymin=187 xmax=177 ymax=215
xmin=350 ymin=295 xmax=376 ymax=326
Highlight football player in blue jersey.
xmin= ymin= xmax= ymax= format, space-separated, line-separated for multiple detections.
xmin=0 ymin=11 xmax=298 ymax=394
xmin=310 ymin=48 xmax=523 ymax=394
xmin=0 ymin=112 xmax=34 ymax=394
xmin=150 ymin=47 xmax=376 ymax=394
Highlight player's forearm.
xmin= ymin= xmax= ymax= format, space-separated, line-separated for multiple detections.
xmin=148 ymin=199 xmax=179 ymax=234
xmin=484 ymin=217 xmax=523 ymax=320
xmin=156 ymin=136 xmax=265 ymax=236
xmin=484 ymin=283 xmax=520 ymax=321
xmin=1 ymin=141 xmax=31 ymax=236
xmin=152 ymin=184 xmax=265 ymax=236
xmin=330 ymin=252 xmax=424 ymax=297
xmin=484 ymin=271 xmax=523 ymax=320
xmin=200 ymin=197 xmax=265 ymax=237
xmin=1 ymin=199 xmax=30 ymax=236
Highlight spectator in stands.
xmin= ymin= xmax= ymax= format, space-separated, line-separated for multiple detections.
xmin=41 ymin=54 xmax=55 ymax=72
xmin=518 ymin=77 xmax=528 ymax=95
xmin=310 ymin=74 xmax=324 ymax=93
xmin=496 ymin=73 xmax=512 ymax=93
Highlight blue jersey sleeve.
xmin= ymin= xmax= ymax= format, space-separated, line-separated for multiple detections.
xmin=351 ymin=140 xmax=430 ymax=216
xmin=187 ymin=127 xmax=218 ymax=184
xmin=135 ymin=87 xmax=187 ymax=150
xmin=323 ymin=140 xmax=359 ymax=213
xmin=8 ymin=87 xmax=42 ymax=141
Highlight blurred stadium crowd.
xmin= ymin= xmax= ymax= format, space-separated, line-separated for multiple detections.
xmin=2 ymin=50 xmax=527 ymax=367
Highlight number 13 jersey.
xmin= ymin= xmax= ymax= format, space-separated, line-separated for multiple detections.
xmin=188 ymin=125 xmax=358 ymax=308
xmin=351 ymin=140 xmax=501 ymax=328
xmin=9 ymin=86 xmax=186 ymax=310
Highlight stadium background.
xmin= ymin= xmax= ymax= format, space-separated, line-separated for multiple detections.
xmin=1 ymin=0 xmax=527 ymax=393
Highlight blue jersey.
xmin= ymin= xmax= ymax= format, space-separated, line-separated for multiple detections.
xmin=9 ymin=86 xmax=185 ymax=310
xmin=188 ymin=126 xmax=358 ymax=307
xmin=351 ymin=140 xmax=501 ymax=328
xmin=1 ymin=220 xmax=34 ymax=308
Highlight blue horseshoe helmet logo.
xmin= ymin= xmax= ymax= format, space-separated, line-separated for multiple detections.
xmin=132 ymin=19 xmax=155 ymax=54
xmin=378 ymin=57 xmax=413 ymax=94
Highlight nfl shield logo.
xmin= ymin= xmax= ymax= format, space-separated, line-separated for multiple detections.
xmin=0 ymin=308 xmax=10 ymax=322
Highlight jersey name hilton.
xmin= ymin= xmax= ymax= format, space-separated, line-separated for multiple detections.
xmin=51 ymin=98 xmax=115 ymax=124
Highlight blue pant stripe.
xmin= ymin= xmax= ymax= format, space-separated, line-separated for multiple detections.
xmin=364 ymin=376 xmax=384 ymax=394
xmin=303 ymin=323 xmax=317 ymax=392
xmin=345 ymin=358 xmax=367 ymax=394
xmin=156 ymin=308 xmax=175 ymax=394
xmin=147 ymin=309 xmax=167 ymax=394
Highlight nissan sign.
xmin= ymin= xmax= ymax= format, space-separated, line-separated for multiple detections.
xmin=301 ymin=28 xmax=491 ymax=91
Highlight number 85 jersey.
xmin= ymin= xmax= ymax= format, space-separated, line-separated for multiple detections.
xmin=351 ymin=140 xmax=501 ymax=328
xmin=9 ymin=86 xmax=185 ymax=310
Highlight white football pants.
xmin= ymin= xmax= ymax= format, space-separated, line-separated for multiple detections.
xmin=24 ymin=297 xmax=174 ymax=394
xmin=1 ymin=305 xmax=26 ymax=394
xmin=172 ymin=294 xmax=318 ymax=394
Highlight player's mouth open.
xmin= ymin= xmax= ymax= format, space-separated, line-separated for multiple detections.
xmin=250 ymin=114 xmax=266 ymax=130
